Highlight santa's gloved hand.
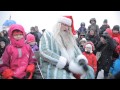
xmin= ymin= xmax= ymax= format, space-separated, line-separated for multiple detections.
xmin=26 ymin=64 xmax=35 ymax=73
xmin=78 ymin=59 xmax=88 ymax=72
xmin=2 ymin=69 xmax=14 ymax=79
xmin=64 ymin=63 xmax=70 ymax=73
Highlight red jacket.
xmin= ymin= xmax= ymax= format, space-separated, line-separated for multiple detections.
xmin=0 ymin=24 xmax=37 ymax=79
xmin=112 ymin=33 xmax=120 ymax=44
xmin=83 ymin=52 xmax=97 ymax=73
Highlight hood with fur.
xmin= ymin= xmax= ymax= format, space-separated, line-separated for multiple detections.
xmin=8 ymin=24 xmax=26 ymax=47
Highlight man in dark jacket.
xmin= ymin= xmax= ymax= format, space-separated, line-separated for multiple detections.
xmin=29 ymin=27 xmax=40 ymax=47
xmin=34 ymin=26 xmax=42 ymax=47
xmin=88 ymin=18 xmax=100 ymax=35
xmin=95 ymin=33 xmax=117 ymax=78
xmin=78 ymin=22 xmax=87 ymax=38
xmin=99 ymin=19 xmax=110 ymax=36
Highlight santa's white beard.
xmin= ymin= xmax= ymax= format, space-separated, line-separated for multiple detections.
xmin=59 ymin=31 xmax=76 ymax=63
xmin=59 ymin=30 xmax=74 ymax=48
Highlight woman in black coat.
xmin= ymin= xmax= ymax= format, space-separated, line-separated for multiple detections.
xmin=95 ymin=33 xmax=117 ymax=78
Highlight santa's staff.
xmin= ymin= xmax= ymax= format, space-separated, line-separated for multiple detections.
xmin=36 ymin=62 xmax=44 ymax=79
xmin=34 ymin=30 xmax=46 ymax=79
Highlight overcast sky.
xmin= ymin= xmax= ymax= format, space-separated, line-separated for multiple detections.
xmin=0 ymin=11 xmax=120 ymax=33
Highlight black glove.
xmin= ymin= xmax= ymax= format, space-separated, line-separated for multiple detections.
xmin=78 ymin=59 xmax=88 ymax=72
xmin=63 ymin=63 xmax=70 ymax=73
xmin=42 ymin=29 xmax=45 ymax=33
xmin=78 ymin=59 xmax=86 ymax=65
xmin=83 ymin=65 xmax=88 ymax=72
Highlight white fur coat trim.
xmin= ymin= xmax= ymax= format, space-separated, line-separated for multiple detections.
xmin=76 ymin=55 xmax=88 ymax=64
xmin=69 ymin=60 xmax=85 ymax=75
xmin=58 ymin=17 xmax=72 ymax=26
xmin=56 ymin=56 xmax=67 ymax=69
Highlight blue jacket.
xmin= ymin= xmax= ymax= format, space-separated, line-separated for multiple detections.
xmin=109 ymin=56 xmax=120 ymax=76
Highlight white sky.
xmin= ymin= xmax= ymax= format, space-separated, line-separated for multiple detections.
xmin=0 ymin=11 xmax=120 ymax=33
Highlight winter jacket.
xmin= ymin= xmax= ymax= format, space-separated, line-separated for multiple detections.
xmin=30 ymin=44 xmax=39 ymax=52
xmin=37 ymin=32 xmax=42 ymax=39
xmin=39 ymin=30 xmax=85 ymax=79
xmin=0 ymin=24 xmax=37 ymax=79
xmin=96 ymin=36 xmax=117 ymax=74
xmin=78 ymin=27 xmax=87 ymax=36
xmin=83 ymin=52 xmax=97 ymax=73
xmin=109 ymin=56 xmax=120 ymax=76
xmin=88 ymin=24 xmax=99 ymax=35
xmin=86 ymin=34 xmax=100 ymax=48
xmin=112 ymin=33 xmax=120 ymax=44
xmin=99 ymin=24 xmax=110 ymax=36
xmin=30 ymin=32 xmax=40 ymax=46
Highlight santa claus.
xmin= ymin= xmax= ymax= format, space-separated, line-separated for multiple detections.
xmin=39 ymin=16 xmax=95 ymax=79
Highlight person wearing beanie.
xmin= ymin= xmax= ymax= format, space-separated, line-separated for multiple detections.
xmin=112 ymin=25 xmax=120 ymax=44
xmin=29 ymin=27 xmax=40 ymax=47
xmin=95 ymin=32 xmax=117 ymax=78
xmin=99 ymin=19 xmax=110 ymax=36
xmin=0 ymin=24 xmax=37 ymax=79
xmin=113 ymin=25 xmax=120 ymax=32
xmin=86 ymin=29 xmax=100 ymax=53
xmin=26 ymin=33 xmax=41 ymax=79
xmin=76 ymin=32 xmax=86 ymax=47
xmin=39 ymin=16 xmax=94 ymax=79
xmin=83 ymin=43 xmax=97 ymax=74
xmin=26 ymin=34 xmax=39 ymax=52
xmin=88 ymin=18 xmax=100 ymax=35
xmin=77 ymin=22 xmax=87 ymax=38
xmin=78 ymin=38 xmax=87 ymax=52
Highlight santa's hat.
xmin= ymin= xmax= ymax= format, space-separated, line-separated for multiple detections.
xmin=58 ymin=16 xmax=76 ymax=35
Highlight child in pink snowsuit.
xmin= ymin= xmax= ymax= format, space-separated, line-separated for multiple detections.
xmin=0 ymin=24 xmax=37 ymax=79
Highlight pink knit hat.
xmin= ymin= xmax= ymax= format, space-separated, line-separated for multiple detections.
xmin=26 ymin=34 xmax=35 ymax=43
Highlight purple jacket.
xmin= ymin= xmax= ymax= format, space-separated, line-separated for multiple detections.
xmin=31 ymin=44 xmax=39 ymax=52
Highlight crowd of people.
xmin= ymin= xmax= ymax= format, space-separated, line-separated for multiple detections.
xmin=0 ymin=15 xmax=120 ymax=79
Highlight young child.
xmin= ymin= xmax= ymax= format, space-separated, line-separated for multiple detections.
xmin=26 ymin=34 xmax=39 ymax=52
xmin=83 ymin=43 xmax=97 ymax=74
xmin=26 ymin=34 xmax=42 ymax=79
xmin=0 ymin=24 xmax=37 ymax=79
